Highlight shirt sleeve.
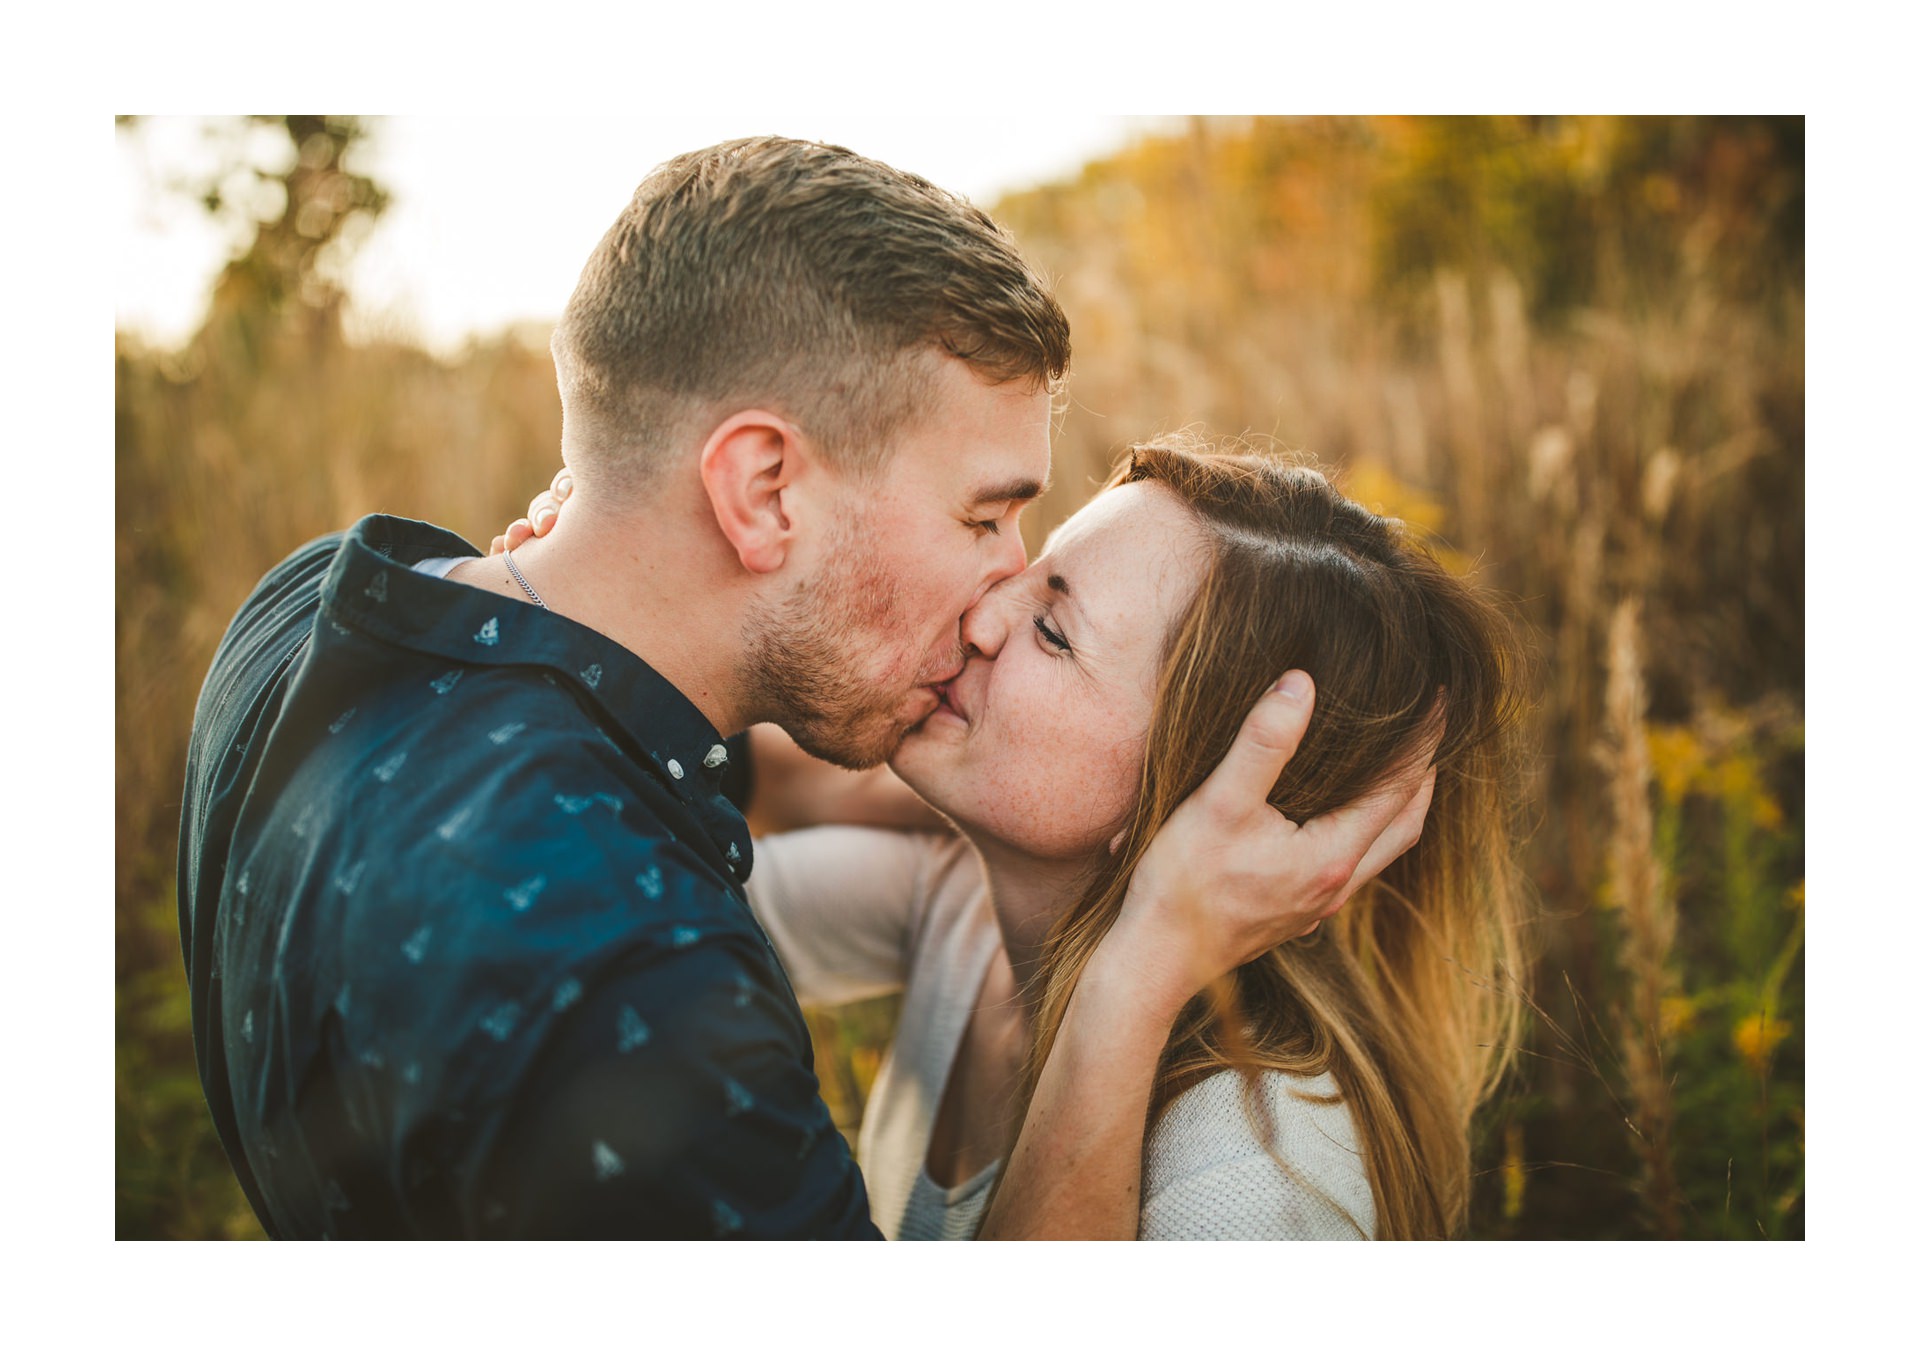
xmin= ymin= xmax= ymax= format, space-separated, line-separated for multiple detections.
xmin=469 ymin=927 xmax=883 ymax=1239
xmin=744 ymin=827 xmax=945 ymax=1008
xmin=1137 ymin=1070 xmax=1375 ymax=1240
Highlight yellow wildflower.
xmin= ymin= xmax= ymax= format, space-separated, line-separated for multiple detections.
xmin=1343 ymin=463 xmax=1448 ymax=537
xmin=1660 ymin=993 xmax=1697 ymax=1037
xmin=1646 ymin=725 xmax=1705 ymax=804
xmin=1733 ymin=1012 xmax=1790 ymax=1074
xmin=1713 ymin=752 xmax=1758 ymax=801
xmin=1704 ymin=751 xmax=1789 ymax=833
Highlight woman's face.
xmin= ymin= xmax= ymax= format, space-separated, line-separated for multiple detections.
xmin=889 ymin=479 xmax=1211 ymax=860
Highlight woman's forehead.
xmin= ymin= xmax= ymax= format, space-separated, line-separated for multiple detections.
xmin=1043 ymin=480 xmax=1193 ymax=562
xmin=1039 ymin=482 xmax=1208 ymax=616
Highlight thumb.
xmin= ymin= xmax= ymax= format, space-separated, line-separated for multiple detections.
xmin=1197 ymin=671 xmax=1315 ymax=813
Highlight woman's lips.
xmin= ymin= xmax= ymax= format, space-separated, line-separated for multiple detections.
xmin=933 ymin=680 xmax=969 ymax=722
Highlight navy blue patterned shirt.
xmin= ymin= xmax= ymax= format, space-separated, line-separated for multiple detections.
xmin=177 ymin=514 xmax=880 ymax=1238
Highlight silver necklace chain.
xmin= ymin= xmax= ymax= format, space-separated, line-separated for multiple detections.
xmin=502 ymin=548 xmax=548 ymax=610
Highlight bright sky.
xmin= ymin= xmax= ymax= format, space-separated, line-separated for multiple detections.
xmin=116 ymin=115 xmax=1175 ymax=355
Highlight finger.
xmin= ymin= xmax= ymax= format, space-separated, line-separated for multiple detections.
xmin=1367 ymin=694 xmax=1446 ymax=795
xmin=1298 ymin=707 xmax=1438 ymax=868
xmin=1344 ymin=764 xmax=1437 ymax=900
xmin=489 ymin=533 xmax=508 ymax=556
xmin=1198 ymin=671 xmax=1316 ymax=814
xmin=551 ymin=468 xmax=573 ymax=502
xmin=502 ymin=518 xmax=535 ymax=551
xmin=525 ymin=491 xmax=559 ymax=535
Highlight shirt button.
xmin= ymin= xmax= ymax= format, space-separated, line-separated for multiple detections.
xmin=703 ymin=744 xmax=729 ymax=770
xmin=667 ymin=759 xmax=684 ymax=780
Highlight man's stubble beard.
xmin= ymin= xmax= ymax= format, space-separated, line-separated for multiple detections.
xmin=741 ymin=523 xmax=960 ymax=771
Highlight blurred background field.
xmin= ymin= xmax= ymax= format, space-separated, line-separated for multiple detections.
xmin=115 ymin=115 xmax=1803 ymax=1240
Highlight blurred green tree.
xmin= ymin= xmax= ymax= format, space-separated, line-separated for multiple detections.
xmin=199 ymin=115 xmax=390 ymax=357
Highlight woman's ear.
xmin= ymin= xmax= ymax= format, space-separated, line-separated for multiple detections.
xmin=699 ymin=411 xmax=807 ymax=574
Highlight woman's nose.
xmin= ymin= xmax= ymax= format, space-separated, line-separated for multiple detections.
xmin=960 ymin=577 xmax=1019 ymax=658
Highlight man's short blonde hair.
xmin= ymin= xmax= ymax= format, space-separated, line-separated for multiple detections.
xmin=551 ymin=136 xmax=1072 ymax=494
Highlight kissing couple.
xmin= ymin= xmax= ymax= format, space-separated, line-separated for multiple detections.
xmin=180 ymin=135 xmax=1524 ymax=1239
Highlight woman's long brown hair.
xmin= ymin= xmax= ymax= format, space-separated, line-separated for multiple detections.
xmin=1016 ymin=439 xmax=1529 ymax=1239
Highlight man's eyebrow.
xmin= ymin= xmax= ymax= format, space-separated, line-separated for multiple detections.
xmin=967 ymin=475 xmax=1049 ymax=507
xmin=1046 ymin=572 xmax=1071 ymax=597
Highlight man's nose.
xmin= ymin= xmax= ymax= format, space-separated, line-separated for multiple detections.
xmin=966 ymin=527 xmax=1028 ymax=615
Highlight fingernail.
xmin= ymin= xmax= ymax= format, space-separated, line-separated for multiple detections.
xmin=1275 ymin=672 xmax=1310 ymax=702
xmin=534 ymin=507 xmax=556 ymax=530
xmin=554 ymin=474 xmax=572 ymax=497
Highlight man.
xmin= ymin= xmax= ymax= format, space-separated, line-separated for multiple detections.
xmin=178 ymin=137 xmax=1429 ymax=1238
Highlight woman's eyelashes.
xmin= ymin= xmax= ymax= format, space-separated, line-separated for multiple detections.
xmin=1033 ymin=615 xmax=1072 ymax=654
xmin=968 ymin=517 xmax=1002 ymax=536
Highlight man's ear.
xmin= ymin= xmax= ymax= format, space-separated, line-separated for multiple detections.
xmin=698 ymin=410 xmax=810 ymax=574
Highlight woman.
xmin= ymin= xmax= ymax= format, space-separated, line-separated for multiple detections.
xmin=507 ymin=438 xmax=1527 ymax=1239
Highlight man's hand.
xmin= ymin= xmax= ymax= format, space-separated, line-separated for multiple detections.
xmin=489 ymin=467 xmax=573 ymax=556
xmin=1098 ymin=670 xmax=1439 ymax=1016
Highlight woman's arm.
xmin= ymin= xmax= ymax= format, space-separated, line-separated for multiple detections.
xmin=744 ymin=724 xmax=949 ymax=837
xmin=745 ymin=825 xmax=953 ymax=1008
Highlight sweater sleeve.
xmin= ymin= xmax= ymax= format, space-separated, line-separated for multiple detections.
xmin=1138 ymin=1069 xmax=1377 ymax=1240
xmin=744 ymin=826 xmax=946 ymax=1008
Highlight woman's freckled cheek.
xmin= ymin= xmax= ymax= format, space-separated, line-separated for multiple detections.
xmin=1009 ymin=682 xmax=1139 ymax=850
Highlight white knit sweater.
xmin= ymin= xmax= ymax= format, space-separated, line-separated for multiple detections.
xmin=746 ymin=827 xmax=1376 ymax=1241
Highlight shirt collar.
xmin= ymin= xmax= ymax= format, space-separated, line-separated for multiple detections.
xmin=318 ymin=515 xmax=749 ymax=870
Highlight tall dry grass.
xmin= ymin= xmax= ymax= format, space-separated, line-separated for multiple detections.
xmin=1600 ymin=598 xmax=1681 ymax=1237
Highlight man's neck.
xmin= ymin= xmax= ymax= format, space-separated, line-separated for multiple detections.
xmin=449 ymin=492 xmax=758 ymax=735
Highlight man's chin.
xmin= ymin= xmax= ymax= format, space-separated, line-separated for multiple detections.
xmin=784 ymin=715 xmax=907 ymax=772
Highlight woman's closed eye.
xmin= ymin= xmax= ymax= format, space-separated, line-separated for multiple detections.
xmin=1033 ymin=615 xmax=1072 ymax=654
